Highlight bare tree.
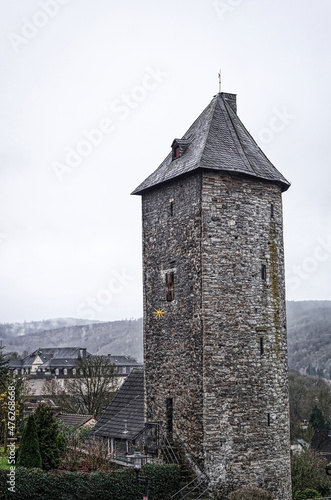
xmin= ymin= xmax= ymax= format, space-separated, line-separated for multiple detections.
xmin=43 ymin=356 xmax=116 ymax=417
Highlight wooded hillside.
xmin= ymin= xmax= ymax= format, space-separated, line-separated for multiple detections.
xmin=0 ymin=318 xmax=143 ymax=362
xmin=1 ymin=300 xmax=330 ymax=373
xmin=287 ymin=300 xmax=331 ymax=378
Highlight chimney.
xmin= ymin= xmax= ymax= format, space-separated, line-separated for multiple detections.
xmin=222 ymin=92 xmax=237 ymax=114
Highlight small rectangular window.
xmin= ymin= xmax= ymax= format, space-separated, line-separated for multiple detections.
xmin=166 ymin=272 xmax=174 ymax=302
xmin=260 ymin=337 xmax=264 ymax=356
xmin=267 ymin=413 xmax=271 ymax=426
xmin=170 ymin=201 xmax=174 ymax=216
xmin=271 ymin=204 xmax=274 ymax=218
xmin=261 ymin=264 xmax=266 ymax=281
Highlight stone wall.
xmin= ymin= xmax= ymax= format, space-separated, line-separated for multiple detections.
xmin=141 ymin=170 xmax=291 ymax=498
xmin=142 ymin=172 xmax=204 ymax=460
xmin=201 ymin=171 xmax=291 ymax=498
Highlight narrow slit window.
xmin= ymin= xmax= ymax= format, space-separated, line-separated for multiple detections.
xmin=166 ymin=272 xmax=174 ymax=302
xmin=267 ymin=413 xmax=271 ymax=426
xmin=271 ymin=204 xmax=274 ymax=218
xmin=170 ymin=201 xmax=174 ymax=216
xmin=261 ymin=264 xmax=267 ymax=281
xmin=260 ymin=337 xmax=264 ymax=356
xmin=166 ymin=397 xmax=173 ymax=433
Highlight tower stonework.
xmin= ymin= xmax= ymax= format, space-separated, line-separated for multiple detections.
xmin=133 ymin=92 xmax=292 ymax=499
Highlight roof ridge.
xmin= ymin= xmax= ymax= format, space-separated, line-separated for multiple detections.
xmin=199 ymin=95 xmax=219 ymax=165
xmin=59 ymin=413 xmax=93 ymax=417
xmin=232 ymin=103 xmax=289 ymax=182
xmin=221 ymin=96 xmax=257 ymax=173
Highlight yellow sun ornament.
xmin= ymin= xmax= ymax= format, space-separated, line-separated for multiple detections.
xmin=153 ymin=308 xmax=165 ymax=319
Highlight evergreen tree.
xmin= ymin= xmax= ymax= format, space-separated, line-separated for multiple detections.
xmin=0 ymin=345 xmax=9 ymax=388
xmin=309 ymin=406 xmax=326 ymax=431
xmin=17 ymin=414 xmax=42 ymax=468
xmin=0 ymin=350 xmax=11 ymax=451
xmin=34 ymin=404 xmax=60 ymax=470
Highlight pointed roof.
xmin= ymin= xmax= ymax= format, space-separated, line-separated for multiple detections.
xmin=132 ymin=92 xmax=290 ymax=194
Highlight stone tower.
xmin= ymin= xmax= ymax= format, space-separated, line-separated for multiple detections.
xmin=132 ymin=91 xmax=292 ymax=499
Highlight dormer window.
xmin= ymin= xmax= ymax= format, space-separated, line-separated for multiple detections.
xmin=172 ymin=142 xmax=180 ymax=160
xmin=171 ymin=138 xmax=191 ymax=161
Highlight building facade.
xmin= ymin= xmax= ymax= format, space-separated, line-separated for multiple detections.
xmin=9 ymin=348 xmax=142 ymax=396
xmin=133 ymin=91 xmax=292 ymax=498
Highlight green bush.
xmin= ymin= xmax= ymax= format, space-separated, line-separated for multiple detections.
xmin=0 ymin=463 xmax=180 ymax=500
xmin=294 ymin=489 xmax=321 ymax=499
xmin=291 ymin=450 xmax=331 ymax=497
xmin=228 ymin=487 xmax=275 ymax=500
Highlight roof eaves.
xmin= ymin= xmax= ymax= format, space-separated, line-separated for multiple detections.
xmin=223 ymin=96 xmax=291 ymax=191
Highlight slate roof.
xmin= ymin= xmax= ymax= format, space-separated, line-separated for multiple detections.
xmin=9 ymin=357 xmax=35 ymax=368
xmin=56 ymin=413 xmax=95 ymax=427
xmin=43 ymin=358 xmax=79 ymax=368
xmin=108 ymin=355 xmax=142 ymax=367
xmin=132 ymin=92 xmax=290 ymax=195
xmin=91 ymin=368 xmax=144 ymax=440
xmin=31 ymin=347 xmax=86 ymax=360
xmin=8 ymin=359 xmax=23 ymax=368
xmin=9 ymin=347 xmax=90 ymax=370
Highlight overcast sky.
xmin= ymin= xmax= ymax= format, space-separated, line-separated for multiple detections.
xmin=1 ymin=0 xmax=331 ymax=324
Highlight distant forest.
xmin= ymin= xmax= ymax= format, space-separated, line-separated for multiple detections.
xmin=287 ymin=300 xmax=331 ymax=379
xmin=1 ymin=301 xmax=331 ymax=376
xmin=0 ymin=318 xmax=143 ymax=362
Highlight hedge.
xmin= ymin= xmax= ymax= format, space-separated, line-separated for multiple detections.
xmin=0 ymin=463 xmax=180 ymax=500
xmin=293 ymin=489 xmax=322 ymax=500
xmin=228 ymin=487 xmax=275 ymax=500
